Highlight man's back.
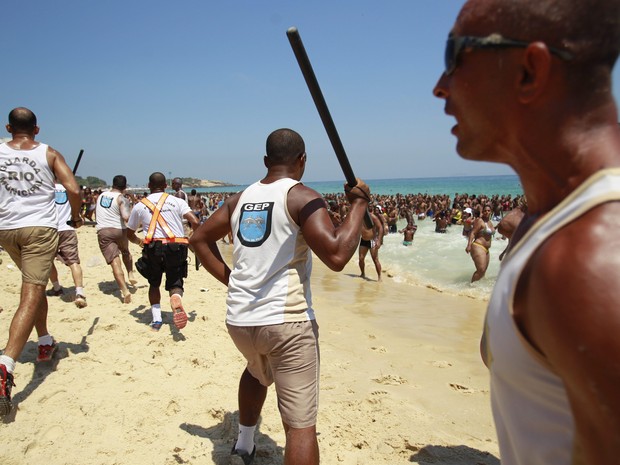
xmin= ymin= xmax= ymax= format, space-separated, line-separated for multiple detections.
xmin=95 ymin=190 xmax=125 ymax=230
xmin=227 ymin=178 xmax=313 ymax=327
xmin=0 ymin=142 xmax=57 ymax=229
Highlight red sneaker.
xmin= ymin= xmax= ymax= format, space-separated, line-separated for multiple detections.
xmin=37 ymin=341 xmax=58 ymax=363
xmin=0 ymin=364 xmax=15 ymax=416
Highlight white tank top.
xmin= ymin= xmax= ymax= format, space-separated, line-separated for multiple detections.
xmin=54 ymin=183 xmax=74 ymax=232
xmin=95 ymin=190 xmax=126 ymax=230
xmin=227 ymin=178 xmax=314 ymax=326
xmin=0 ymin=142 xmax=57 ymax=229
xmin=483 ymin=168 xmax=620 ymax=465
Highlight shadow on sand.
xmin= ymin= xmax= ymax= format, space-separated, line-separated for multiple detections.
xmin=409 ymin=444 xmax=499 ymax=464
xmin=180 ymin=411 xmax=284 ymax=465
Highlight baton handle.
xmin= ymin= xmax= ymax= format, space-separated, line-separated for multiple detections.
xmin=287 ymin=27 xmax=372 ymax=227
xmin=72 ymin=149 xmax=84 ymax=175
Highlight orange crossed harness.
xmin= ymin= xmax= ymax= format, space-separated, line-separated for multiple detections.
xmin=141 ymin=193 xmax=188 ymax=245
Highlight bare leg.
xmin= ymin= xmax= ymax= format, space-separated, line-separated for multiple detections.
xmin=49 ymin=263 xmax=59 ymax=285
xmin=121 ymin=251 xmax=137 ymax=285
xmin=470 ymin=245 xmax=490 ymax=282
xmin=68 ymin=263 xmax=84 ymax=289
xmin=370 ymin=247 xmax=382 ymax=282
xmin=110 ymin=256 xmax=131 ymax=302
xmin=283 ymin=424 xmax=319 ymax=465
xmin=238 ymin=369 xmax=268 ymax=426
xmin=358 ymin=247 xmax=368 ymax=278
xmin=148 ymin=285 xmax=161 ymax=306
xmin=4 ymin=283 xmax=46 ymax=359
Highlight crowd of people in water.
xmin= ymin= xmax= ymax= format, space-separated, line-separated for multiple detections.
xmin=79 ymin=186 xmax=525 ymax=232
xmin=74 ymin=185 xmax=526 ymax=285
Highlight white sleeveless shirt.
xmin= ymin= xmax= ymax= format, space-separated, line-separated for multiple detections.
xmin=227 ymin=178 xmax=314 ymax=326
xmin=95 ymin=190 xmax=126 ymax=230
xmin=483 ymin=168 xmax=620 ymax=465
xmin=0 ymin=142 xmax=57 ymax=229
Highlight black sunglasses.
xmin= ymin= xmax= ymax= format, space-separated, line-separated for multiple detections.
xmin=444 ymin=32 xmax=573 ymax=75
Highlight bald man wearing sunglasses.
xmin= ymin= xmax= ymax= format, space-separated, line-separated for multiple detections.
xmin=434 ymin=1 xmax=620 ymax=464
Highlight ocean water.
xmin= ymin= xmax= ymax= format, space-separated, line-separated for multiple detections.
xmin=197 ymin=175 xmax=523 ymax=301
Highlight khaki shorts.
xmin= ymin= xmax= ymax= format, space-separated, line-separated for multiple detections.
xmin=227 ymin=320 xmax=320 ymax=429
xmin=0 ymin=227 xmax=59 ymax=285
xmin=56 ymin=230 xmax=80 ymax=265
xmin=97 ymin=227 xmax=129 ymax=264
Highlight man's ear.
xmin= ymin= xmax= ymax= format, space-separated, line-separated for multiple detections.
xmin=34 ymin=125 xmax=40 ymax=135
xmin=264 ymin=155 xmax=270 ymax=168
xmin=518 ymin=42 xmax=553 ymax=104
xmin=5 ymin=124 xmax=12 ymax=134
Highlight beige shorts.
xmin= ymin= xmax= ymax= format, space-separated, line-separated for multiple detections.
xmin=0 ymin=226 xmax=59 ymax=285
xmin=97 ymin=227 xmax=129 ymax=264
xmin=227 ymin=320 xmax=320 ymax=429
xmin=56 ymin=230 xmax=80 ymax=265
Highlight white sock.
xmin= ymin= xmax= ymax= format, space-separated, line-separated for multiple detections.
xmin=38 ymin=334 xmax=54 ymax=346
xmin=75 ymin=287 xmax=84 ymax=297
xmin=0 ymin=355 xmax=16 ymax=374
xmin=52 ymin=281 xmax=61 ymax=291
xmin=151 ymin=304 xmax=162 ymax=323
xmin=236 ymin=424 xmax=256 ymax=453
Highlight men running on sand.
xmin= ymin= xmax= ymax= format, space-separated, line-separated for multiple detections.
xmin=95 ymin=175 xmax=137 ymax=303
xmin=0 ymin=107 xmax=82 ymax=416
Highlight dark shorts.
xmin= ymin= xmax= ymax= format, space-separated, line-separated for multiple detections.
xmin=140 ymin=241 xmax=188 ymax=291
xmin=56 ymin=230 xmax=80 ymax=265
xmin=360 ymin=238 xmax=372 ymax=248
xmin=97 ymin=227 xmax=130 ymax=264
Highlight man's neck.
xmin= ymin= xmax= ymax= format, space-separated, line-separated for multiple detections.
xmin=8 ymin=133 xmax=38 ymax=150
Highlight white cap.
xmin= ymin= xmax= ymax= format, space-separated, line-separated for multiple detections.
xmin=464 ymin=207 xmax=473 ymax=214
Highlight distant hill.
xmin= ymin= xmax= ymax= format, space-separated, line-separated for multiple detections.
xmin=177 ymin=177 xmax=236 ymax=188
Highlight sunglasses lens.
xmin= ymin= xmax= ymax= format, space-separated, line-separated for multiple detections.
xmin=445 ymin=36 xmax=456 ymax=75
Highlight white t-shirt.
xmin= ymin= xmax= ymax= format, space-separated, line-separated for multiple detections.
xmin=127 ymin=192 xmax=191 ymax=238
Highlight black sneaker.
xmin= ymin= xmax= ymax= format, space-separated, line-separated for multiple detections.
xmin=0 ymin=364 xmax=15 ymax=416
xmin=46 ymin=288 xmax=64 ymax=297
xmin=231 ymin=443 xmax=256 ymax=465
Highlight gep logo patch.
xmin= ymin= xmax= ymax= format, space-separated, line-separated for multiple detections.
xmin=237 ymin=202 xmax=273 ymax=247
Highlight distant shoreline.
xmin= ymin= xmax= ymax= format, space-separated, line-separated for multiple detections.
xmin=125 ymin=179 xmax=238 ymax=191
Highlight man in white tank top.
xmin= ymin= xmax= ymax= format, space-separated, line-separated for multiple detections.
xmin=191 ymin=128 xmax=371 ymax=465
xmin=434 ymin=1 xmax=620 ymax=464
xmin=95 ymin=174 xmax=137 ymax=303
xmin=0 ymin=107 xmax=82 ymax=416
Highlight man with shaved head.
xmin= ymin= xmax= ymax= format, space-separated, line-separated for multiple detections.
xmin=0 ymin=107 xmax=82 ymax=415
xmin=434 ymin=0 xmax=620 ymax=464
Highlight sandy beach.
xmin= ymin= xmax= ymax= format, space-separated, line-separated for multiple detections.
xmin=0 ymin=225 xmax=499 ymax=465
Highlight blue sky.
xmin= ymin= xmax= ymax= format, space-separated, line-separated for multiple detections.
xmin=4 ymin=1 xmax=620 ymax=187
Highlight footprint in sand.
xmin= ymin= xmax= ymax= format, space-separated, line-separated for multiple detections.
xmin=430 ymin=360 xmax=452 ymax=368
xmin=449 ymin=382 xmax=475 ymax=394
xmin=371 ymin=346 xmax=387 ymax=353
xmin=166 ymin=399 xmax=181 ymax=415
xmin=373 ymin=374 xmax=407 ymax=385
